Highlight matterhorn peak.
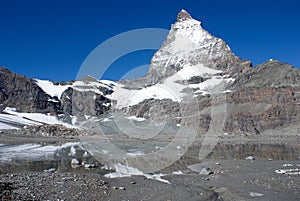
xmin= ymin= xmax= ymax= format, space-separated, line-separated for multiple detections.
xmin=177 ymin=9 xmax=193 ymax=22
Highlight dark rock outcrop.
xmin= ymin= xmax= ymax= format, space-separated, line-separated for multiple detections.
xmin=0 ymin=67 xmax=62 ymax=114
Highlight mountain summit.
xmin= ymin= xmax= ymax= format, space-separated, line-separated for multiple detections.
xmin=123 ymin=9 xmax=251 ymax=89
xmin=160 ymin=9 xmax=251 ymax=71
xmin=177 ymin=9 xmax=193 ymax=22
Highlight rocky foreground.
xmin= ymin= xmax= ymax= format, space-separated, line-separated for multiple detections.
xmin=0 ymin=129 xmax=299 ymax=201
xmin=1 ymin=159 xmax=299 ymax=201
xmin=0 ymin=172 xmax=109 ymax=200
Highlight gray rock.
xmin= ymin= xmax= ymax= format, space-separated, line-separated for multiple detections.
xmin=71 ymin=158 xmax=80 ymax=165
xmin=199 ymin=168 xmax=214 ymax=175
xmin=84 ymin=163 xmax=96 ymax=169
xmin=245 ymin=156 xmax=255 ymax=160
xmin=20 ymin=124 xmax=80 ymax=137
xmin=83 ymin=151 xmax=89 ymax=158
xmin=113 ymin=186 xmax=126 ymax=190
xmin=71 ymin=164 xmax=81 ymax=169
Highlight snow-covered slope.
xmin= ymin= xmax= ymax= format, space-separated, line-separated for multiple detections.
xmin=111 ymin=10 xmax=241 ymax=109
xmin=112 ymin=63 xmax=233 ymax=109
xmin=35 ymin=79 xmax=72 ymax=99
xmin=35 ymin=78 xmax=115 ymax=99
xmin=0 ymin=107 xmax=75 ymax=129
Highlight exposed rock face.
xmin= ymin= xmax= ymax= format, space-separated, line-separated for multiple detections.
xmin=61 ymin=77 xmax=113 ymax=119
xmin=0 ymin=67 xmax=62 ymax=114
xmin=224 ymin=60 xmax=300 ymax=134
xmin=229 ymin=60 xmax=300 ymax=89
xmin=21 ymin=124 xmax=80 ymax=137
xmin=126 ymin=99 xmax=181 ymax=123
xmin=61 ymin=88 xmax=112 ymax=117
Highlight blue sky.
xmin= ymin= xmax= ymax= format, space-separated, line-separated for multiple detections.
xmin=0 ymin=0 xmax=299 ymax=81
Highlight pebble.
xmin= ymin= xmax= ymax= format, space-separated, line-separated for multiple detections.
xmin=199 ymin=168 xmax=214 ymax=175
xmin=83 ymin=151 xmax=89 ymax=158
xmin=71 ymin=158 xmax=80 ymax=165
xmin=71 ymin=164 xmax=80 ymax=169
xmin=43 ymin=168 xmax=56 ymax=173
xmin=84 ymin=163 xmax=96 ymax=169
xmin=245 ymin=156 xmax=255 ymax=160
xmin=250 ymin=192 xmax=264 ymax=197
xmin=113 ymin=186 xmax=126 ymax=190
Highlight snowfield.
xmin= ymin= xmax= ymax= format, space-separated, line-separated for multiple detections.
xmin=35 ymin=78 xmax=115 ymax=99
xmin=35 ymin=79 xmax=72 ymax=99
xmin=111 ymin=62 xmax=227 ymax=109
xmin=0 ymin=107 xmax=75 ymax=129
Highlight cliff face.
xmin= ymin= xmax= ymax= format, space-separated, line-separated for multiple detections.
xmin=0 ymin=67 xmax=62 ymax=114
xmin=224 ymin=60 xmax=300 ymax=134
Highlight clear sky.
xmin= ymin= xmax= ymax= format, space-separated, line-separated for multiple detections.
xmin=0 ymin=0 xmax=299 ymax=81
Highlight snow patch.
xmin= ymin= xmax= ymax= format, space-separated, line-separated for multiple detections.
xmin=101 ymin=118 xmax=111 ymax=123
xmin=35 ymin=79 xmax=71 ymax=99
xmin=172 ymin=170 xmax=183 ymax=175
xmin=0 ymin=122 xmax=20 ymax=130
xmin=275 ymin=168 xmax=300 ymax=175
xmin=104 ymin=163 xmax=170 ymax=184
xmin=72 ymin=80 xmax=114 ymax=98
xmin=3 ymin=107 xmax=75 ymax=128
xmin=176 ymin=63 xmax=221 ymax=80
xmin=126 ymin=116 xmax=146 ymax=122
xmin=36 ymin=78 xmax=115 ymax=101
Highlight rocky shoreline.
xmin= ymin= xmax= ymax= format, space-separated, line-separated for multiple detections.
xmin=0 ymin=131 xmax=299 ymax=201
xmin=1 ymin=160 xmax=299 ymax=201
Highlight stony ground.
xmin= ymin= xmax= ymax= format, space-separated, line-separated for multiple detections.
xmin=0 ymin=131 xmax=299 ymax=201
xmin=1 ymin=159 xmax=299 ymax=201
xmin=0 ymin=172 xmax=109 ymax=200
